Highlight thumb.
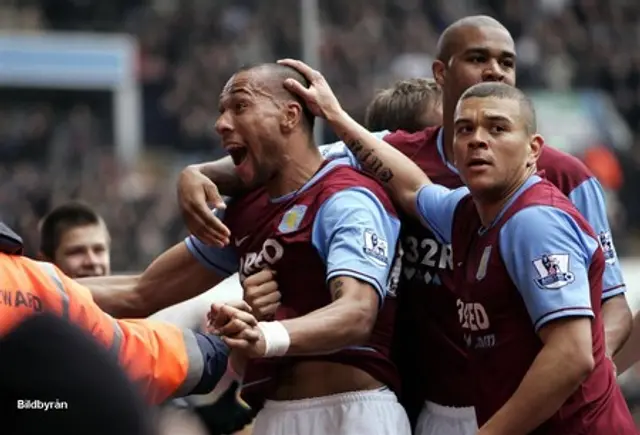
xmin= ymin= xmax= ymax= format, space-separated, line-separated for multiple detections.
xmin=204 ymin=184 xmax=226 ymax=209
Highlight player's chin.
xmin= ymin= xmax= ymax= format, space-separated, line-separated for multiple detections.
xmin=464 ymin=173 xmax=496 ymax=196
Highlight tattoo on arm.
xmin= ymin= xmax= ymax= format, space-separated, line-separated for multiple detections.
xmin=330 ymin=278 xmax=345 ymax=300
xmin=342 ymin=136 xmax=394 ymax=183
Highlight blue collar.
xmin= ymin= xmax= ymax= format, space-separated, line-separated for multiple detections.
xmin=436 ymin=127 xmax=459 ymax=174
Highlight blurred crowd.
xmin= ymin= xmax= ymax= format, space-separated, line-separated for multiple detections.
xmin=1 ymin=0 xmax=640 ymax=269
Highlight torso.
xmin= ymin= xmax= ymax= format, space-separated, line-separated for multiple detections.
xmin=224 ymin=162 xmax=401 ymax=404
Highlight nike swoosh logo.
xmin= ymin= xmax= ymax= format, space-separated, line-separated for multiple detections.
xmin=235 ymin=235 xmax=250 ymax=246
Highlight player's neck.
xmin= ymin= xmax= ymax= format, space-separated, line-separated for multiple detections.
xmin=266 ymin=144 xmax=324 ymax=198
xmin=474 ymin=168 xmax=536 ymax=228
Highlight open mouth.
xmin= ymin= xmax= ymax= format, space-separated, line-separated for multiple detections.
xmin=226 ymin=143 xmax=248 ymax=166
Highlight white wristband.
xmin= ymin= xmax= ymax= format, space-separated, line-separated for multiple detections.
xmin=257 ymin=321 xmax=291 ymax=357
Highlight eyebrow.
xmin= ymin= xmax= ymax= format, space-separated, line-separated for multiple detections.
xmin=484 ymin=114 xmax=514 ymax=123
xmin=454 ymin=114 xmax=514 ymax=126
xmin=463 ymin=47 xmax=516 ymax=59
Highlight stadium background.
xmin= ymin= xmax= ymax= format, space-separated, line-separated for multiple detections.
xmin=3 ymin=0 xmax=640 ymax=427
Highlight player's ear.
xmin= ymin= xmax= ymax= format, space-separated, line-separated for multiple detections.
xmin=432 ymin=60 xmax=446 ymax=88
xmin=527 ymin=134 xmax=544 ymax=167
xmin=281 ymin=101 xmax=302 ymax=133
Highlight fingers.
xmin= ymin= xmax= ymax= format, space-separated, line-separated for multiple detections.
xmin=222 ymin=336 xmax=255 ymax=351
xmin=205 ymin=183 xmax=227 ymax=211
xmin=277 ymin=58 xmax=317 ymax=80
xmin=243 ymin=269 xmax=277 ymax=288
xmin=254 ymin=302 xmax=280 ymax=320
xmin=218 ymin=318 xmax=259 ymax=339
xmin=251 ymin=291 xmax=281 ymax=310
xmin=283 ymin=78 xmax=313 ymax=98
xmin=212 ymin=303 xmax=258 ymax=331
xmin=224 ymin=299 xmax=254 ymax=313
xmin=189 ymin=204 xmax=231 ymax=247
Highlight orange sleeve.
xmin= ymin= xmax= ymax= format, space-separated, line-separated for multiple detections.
xmin=45 ymin=263 xmax=227 ymax=405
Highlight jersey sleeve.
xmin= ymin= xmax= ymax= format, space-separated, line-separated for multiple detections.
xmin=318 ymin=130 xmax=391 ymax=168
xmin=311 ymin=187 xmax=401 ymax=305
xmin=39 ymin=262 xmax=230 ymax=405
xmin=184 ymin=206 xmax=239 ymax=278
xmin=499 ymin=206 xmax=598 ymax=332
xmin=568 ymin=177 xmax=626 ymax=299
xmin=415 ymin=184 xmax=469 ymax=244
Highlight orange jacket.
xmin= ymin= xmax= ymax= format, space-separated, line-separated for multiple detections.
xmin=0 ymin=252 xmax=228 ymax=405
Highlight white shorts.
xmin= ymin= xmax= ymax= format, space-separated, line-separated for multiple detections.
xmin=252 ymin=388 xmax=411 ymax=435
xmin=415 ymin=401 xmax=478 ymax=435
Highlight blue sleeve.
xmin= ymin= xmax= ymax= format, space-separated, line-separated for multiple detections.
xmin=500 ymin=206 xmax=597 ymax=332
xmin=568 ymin=177 xmax=626 ymax=299
xmin=318 ymin=130 xmax=391 ymax=169
xmin=189 ymin=333 xmax=230 ymax=395
xmin=415 ymin=184 xmax=469 ymax=244
xmin=311 ymin=187 xmax=401 ymax=306
xmin=184 ymin=206 xmax=239 ymax=278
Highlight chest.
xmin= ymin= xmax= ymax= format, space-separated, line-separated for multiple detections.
xmin=229 ymin=201 xmax=322 ymax=281
xmin=452 ymin=225 xmax=531 ymax=351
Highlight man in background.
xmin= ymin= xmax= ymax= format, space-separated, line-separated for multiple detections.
xmin=39 ymin=201 xmax=110 ymax=278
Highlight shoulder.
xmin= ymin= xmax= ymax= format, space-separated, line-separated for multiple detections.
xmin=320 ymin=187 xmax=396 ymax=219
xmin=383 ymin=126 xmax=440 ymax=154
xmin=538 ymin=146 xmax=593 ymax=194
xmin=505 ymin=205 xmax=573 ymax=231
xmin=320 ymin=166 xmax=397 ymax=214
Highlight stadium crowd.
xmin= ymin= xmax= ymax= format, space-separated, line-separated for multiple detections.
xmin=0 ymin=0 xmax=639 ymax=267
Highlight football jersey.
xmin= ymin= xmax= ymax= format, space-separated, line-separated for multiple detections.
xmin=320 ymin=128 xmax=626 ymax=409
xmin=416 ymin=176 xmax=636 ymax=433
xmin=186 ymin=159 xmax=402 ymax=407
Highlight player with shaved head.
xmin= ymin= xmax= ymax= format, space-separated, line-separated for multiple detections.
xmin=198 ymin=63 xmax=409 ymax=435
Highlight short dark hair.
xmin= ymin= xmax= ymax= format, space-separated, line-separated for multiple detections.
xmin=436 ymin=15 xmax=509 ymax=63
xmin=238 ymin=63 xmax=316 ymax=133
xmin=365 ymin=78 xmax=442 ymax=132
xmin=459 ymin=82 xmax=537 ymax=134
xmin=39 ymin=201 xmax=106 ymax=259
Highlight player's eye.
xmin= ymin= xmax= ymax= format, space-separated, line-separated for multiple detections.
xmin=501 ymin=59 xmax=515 ymax=68
xmin=469 ymin=55 xmax=486 ymax=64
xmin=456 ymin=125 xmax=473 ymax=134
xmin=490 ymin=125 xmax=506 ymax=134
xmin=234 ymin=101 xmax=248 ymax=112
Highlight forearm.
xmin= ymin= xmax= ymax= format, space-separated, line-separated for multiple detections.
xmin=278 ymin=300 xmax=376 ymax=356
xmin=77 ymin=275 xmax=142 ymax=318
xmin=193 ymin=158 xmax=253 ymax=196
xmin=602 ymin=294 xmax=632 ymax=357
xmin=614 ymin=309 xmax=640 ymax=374
xmin=480 ymin=344 xmax=591 ymax=435
xmin=325 ymin=109 xmax=430 ymax=216
xmin=133 ymin=242 xmax=225 ymax=318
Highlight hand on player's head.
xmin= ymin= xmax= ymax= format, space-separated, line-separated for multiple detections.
xmin=277 ymin=58 xmax=343 ymax=121
xmin=242 ymin=269 xmax=281 ymax=320
xmin=177 ymin=165 xmax=230 ymax=247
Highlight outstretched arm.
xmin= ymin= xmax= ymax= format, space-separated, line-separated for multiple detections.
xmin=83 ymin=235 xmax=238 ymax=318
xmin=33 ymin=259 xmax=236 ymax=405
xmin=278 ymin=58 xmax=431 ymax=220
